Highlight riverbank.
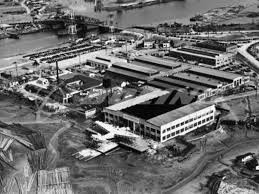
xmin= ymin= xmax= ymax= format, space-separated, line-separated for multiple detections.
xmin=57 ymin=0 xmax=259 ymax=28
xmin=103 ymin=0 xmax=185 ymax=12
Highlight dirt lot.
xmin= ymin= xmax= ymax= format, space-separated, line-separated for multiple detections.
xmin=57 ymin=126 xmax=204 ymax=194
xmin=221 ymin=95 xmax=259 ymax=121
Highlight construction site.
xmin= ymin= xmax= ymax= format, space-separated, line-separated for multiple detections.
xmin=0 ymin=76 xmax=259 ymax=194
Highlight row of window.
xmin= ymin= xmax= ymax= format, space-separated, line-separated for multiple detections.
xmin=135 ymin=127 xmax=160 ymax=135
xmin=162 ymin=111 xmax=214 ymax=134
xmin=162 ymin=116 xmax=214 ymax=141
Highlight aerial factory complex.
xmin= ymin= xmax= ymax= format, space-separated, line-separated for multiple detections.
xmin=1 ymin=0 xmax=259 ymax=193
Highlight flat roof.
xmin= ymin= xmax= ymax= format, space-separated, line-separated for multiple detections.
xmin=148 ymin=80 xmax=182 ymax=90
xmin=180 ymin=47 xmax=220 ymax=57
xmin=113 ymin=62 xmax=158 ymax=75
xmin=189 ymin=66 xmax=242 ymax=81
xmin=87 ymin=58 xmax=111 ymax=65
xmin=155 ymin=76 xmax=209 ymax=91
xmin=173 ymin=72 xmax=222 ymax=88
xmin=172 ymin=48 xmax=216 ymax=59
xmin=107 ymin=67 xmax=149 ymax=81
xmin=147 ymin=101 xmax=214 ymax=127
xmin=133 ymin=61 xmax=168 ymax=72
xmin=105 ymin=90 xmax=170 ymax=111
xmin=135 ymin=56 xmax=181 ymax=69
xmin=195 ymin=40 xmax=236 ymax=51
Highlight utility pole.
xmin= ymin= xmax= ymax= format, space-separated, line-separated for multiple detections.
xmin=79 ymin=53 xmax=81 ymax=67
xmin=56 ymin=61 xmax=59 ymax=85
xmin=15 ymin=62 xmax=18 ymax=78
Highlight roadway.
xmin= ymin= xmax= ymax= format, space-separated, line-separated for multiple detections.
xmin=237 ymin=40 xmax=259 ymax=73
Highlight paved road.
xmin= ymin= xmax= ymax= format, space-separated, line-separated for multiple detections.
xmin=162 ymin=137 xmax=259 ymax=194
xmin=238 ymin=40 xmax=259 ymax=73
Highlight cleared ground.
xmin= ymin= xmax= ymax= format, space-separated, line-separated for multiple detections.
xmin=2 ymin=92 xmax=259 ymax=193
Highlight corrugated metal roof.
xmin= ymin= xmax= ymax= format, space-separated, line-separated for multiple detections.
xmin=135 ymin=55 xmax=181 ymax=69
xmin=147 ymin=101 xmax=214 ymax=127
xmin=173 ymin=72 xmax=221 ymax=88
xmin=105 ymin=90 xmax=170 ymax=111
xmin=155 ymin=76 xmax=209 ymax=91
xmin=189 ymin=66 xmax=242 ymax=81
xmin=171 ymin=48 xmax=215 ymax=59
xmin=113 ymin=62 xmax=158 ymax=75
xmin=107 ymin=67 xmax=149 ymax=80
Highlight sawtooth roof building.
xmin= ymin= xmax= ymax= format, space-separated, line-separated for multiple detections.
xmin=147 ymin=65 xmax=243 ymax=100
xmin=105 ymin=55 xmax=244 ymax=100
xmin=104 ymin=90 xmax=215 ymax=142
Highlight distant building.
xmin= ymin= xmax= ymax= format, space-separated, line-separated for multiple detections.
xmin=169 ymin=46 xmax=234 ymax=68
xmin=86 ymin=56 xmax=127 ymax=71
xmin=30 ymin=77 xmax=50 ymax=89
xmin=106 ymin=56 xmax=182 ymax=82
xmin=105 ymin=55 xmax=243 ymax=100
xmin=148 ymin=65 xmax=244 ymax=100
xmin=195 ymin=40 xmax=237 ymax=53
xmin=144 ymin=40 xmax=155 ymax=49
xmin=60 ymin=73 xmax=102 ymax=91
xmin=162 ymin=40 xmax=171 ymax=49
xmin=104 ymin=90 xmax=215 ymax=142
xmin=59 ymin=73 xmax=102 ymax=103
xmin=106 ymin=61 xmax=160 ymax=82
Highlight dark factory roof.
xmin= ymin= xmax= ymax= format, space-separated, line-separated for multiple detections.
xmin=195 ymin=40 xmax=236 ymax=52
xmin=112 ymin=62 xmax=158 ymax=75
xmin=121 ymin=90 xmax=197 ymax=120
xmin=135 ymin=55 xmax=181 ymax=69
xmin=154 ymin=76 xmax=209 ymax=91
xmin=177 ymin=47 xmax=220 ymax=58
xmin=107 ymin=67 xmax=150 ymax=81
xmin=189 ymin=66 xmax=242 ymax=83
xmin=173 ymin=72 xmax=222 ymax=88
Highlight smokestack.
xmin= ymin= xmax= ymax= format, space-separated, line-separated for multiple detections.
xmin=56 ymin=61 xmax=59 ymax=85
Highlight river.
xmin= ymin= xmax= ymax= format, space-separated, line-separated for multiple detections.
xmin=66 ymin=0 xmax=238 ymax=27
xmin=0 ymin=0 xmax=238 ymax=59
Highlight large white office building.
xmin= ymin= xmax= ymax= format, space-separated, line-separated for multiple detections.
xmin=104 ymin=90 xmax=216 ymax=142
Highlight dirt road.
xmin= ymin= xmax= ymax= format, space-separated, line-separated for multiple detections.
xmin=47 ymin=121 xmax=72 ymax=168
xmin=162 ymin=137 xmax=259 ymax=194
